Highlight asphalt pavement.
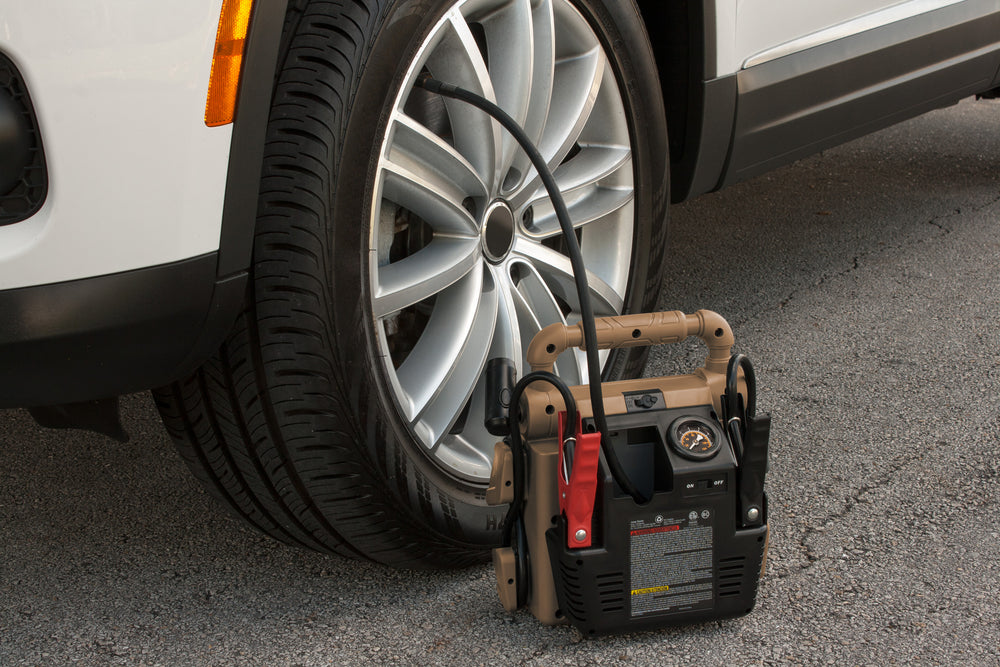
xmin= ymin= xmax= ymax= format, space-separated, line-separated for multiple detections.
xmin=2 ymin=98 xmax=999 ymax=666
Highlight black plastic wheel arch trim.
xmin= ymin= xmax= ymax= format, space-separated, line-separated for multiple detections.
xmin=0 ymin=253 xmax=244 ymax=408
xmin=634 ymin=0 xmax=734 ymax=204
xmin=671 ymin=73 xmax=736 ymax=202
xmin=216 ymin=0 xmax=290 ymax=280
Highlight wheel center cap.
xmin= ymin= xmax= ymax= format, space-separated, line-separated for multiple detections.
xmin=481 ymin=201 xmax=516 ymax=264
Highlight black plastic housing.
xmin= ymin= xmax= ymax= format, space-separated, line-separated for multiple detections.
xmin=546 ymin=405 xmax=767 ymax=636
xmin=0 ymin=50 xmax=47 ymax=226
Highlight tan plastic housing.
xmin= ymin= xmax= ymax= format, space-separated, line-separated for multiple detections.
xmin=527 ymin=310 xmax=734 ymax=375
xmin=492 ymin=547 xmax=519 ymax=612
xmin=487 ymin=310 xmax=747 ymax=624
xmin=485 ymin=442 xmax=514 ymax=506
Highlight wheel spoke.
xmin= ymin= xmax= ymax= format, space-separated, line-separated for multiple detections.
xmin=372 ymin=236 xmax=481 ymax=318
xmin=474 ymin=0 xmax=538 ymax=183
xmin=379 ymin=160 xmax=479 ymax=236
xmin=407 ymin=271 xmax=499 ymax=448
xmin=434 ymin=429 xmax=495 ymax=479
xmin=488 ymin=267 xmax=525 ymax=377
xmin=501 ymin=0 xmax=561 ymax=195
xmin=511 ymin=236 xmax=624 ymax=316
xmin=516 ymin=144 xmax=630 ymax=210
xmin=538 ymin=35 xmax=604 ymax=163
xmin=508 ymin=259 xmax=583 ymax=386
xmin=522 ymin=0 xmax=555 ymax=148
xmin=388 ymin=113 xmax=489 ymax=201
xmin=521 ymin=183 xmax=633 ymax=241
xmin=510 ymin=46 xmax=604 ymax=202
xmin=425 ymin=8 xmax=503 ymax=187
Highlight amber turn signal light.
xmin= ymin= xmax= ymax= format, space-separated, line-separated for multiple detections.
xmin=205 ymin=0 xmax=254 ymax=127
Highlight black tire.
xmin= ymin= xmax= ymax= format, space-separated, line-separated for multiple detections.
xmin=154 ymin=0 xmax=668 ymax=567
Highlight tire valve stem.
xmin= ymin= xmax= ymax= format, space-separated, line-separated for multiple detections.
xmin=485 ymin=358 xmax=516 ymax=436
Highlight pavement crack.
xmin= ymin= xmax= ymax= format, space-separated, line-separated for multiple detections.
xmin=736 ymin=191 xmax=1000 ymax=329
xmin=926 ymin=217 xmax=953 ymax=233
xmin=745 ymin=255 xmax=862 ymax=324
xmin=793 ymin=439 xmax=950 ymax=572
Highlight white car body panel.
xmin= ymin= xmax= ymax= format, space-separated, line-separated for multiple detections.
xmin=0 ymin=0 xmax=230 ymax=290
xmin=0 ymin=0 xmax=990 ymax=290
xmin=741 ymin=0 xmax=971 ymax=68
xmin=713 ymin=0 xmax=966 ymax=77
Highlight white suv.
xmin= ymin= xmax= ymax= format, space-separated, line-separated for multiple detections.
xmin=2 ymin=0 xmax=997 ymax=566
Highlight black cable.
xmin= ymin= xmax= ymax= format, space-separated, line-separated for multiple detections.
xmin=512 ymin=513 xmax=529 ymax=608
xmin=502 ymin=370 xmax=576 ymax=545
xmin=502 ymin=370 xmax=576 ymax=608
xmin=725 ymin=354 xmax=756 ymax=459
xmin=416 ymin=75 xmax=646 ymax=504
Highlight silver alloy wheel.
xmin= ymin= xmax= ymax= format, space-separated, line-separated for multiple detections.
xmin=369 ymin=0 xmax=635 ymax=482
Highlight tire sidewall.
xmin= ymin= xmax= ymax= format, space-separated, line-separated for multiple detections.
xmin=328 ymin=0 xmax=668 ymax=545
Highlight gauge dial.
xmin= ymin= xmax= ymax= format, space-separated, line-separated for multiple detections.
xmin=680 ymin=427 xmax=714 ymax=453
xmin=668 ymin=416 xmax=724 ymax=460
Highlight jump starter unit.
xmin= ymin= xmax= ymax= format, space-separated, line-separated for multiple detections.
xmin=415 ymin=75 xmax=770 ymax=635
xmin=486 ymin=311 xmax=770 ymax=635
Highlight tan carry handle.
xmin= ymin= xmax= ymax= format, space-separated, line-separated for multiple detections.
xmin=526 ymin=310 xmax=734 ymax=374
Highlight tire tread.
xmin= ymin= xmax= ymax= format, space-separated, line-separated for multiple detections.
xmin=155 ymin=0 xmax=486 ymax=568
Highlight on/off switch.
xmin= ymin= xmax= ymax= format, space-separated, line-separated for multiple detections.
xmin=703 ymin=478 xmax=727 ymax=492
xmin=682 ymin=477 xmax=727 ymax=496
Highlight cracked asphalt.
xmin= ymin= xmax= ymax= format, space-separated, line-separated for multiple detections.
xmin=3 ymin=98 xmax=999 ymax=666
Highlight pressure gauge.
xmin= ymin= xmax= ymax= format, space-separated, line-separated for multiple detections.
xmin=667 ymin=416 xmax=725 ymax=461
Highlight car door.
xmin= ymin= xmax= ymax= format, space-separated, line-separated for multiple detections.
xmin=717 ymin=0 xmax=1000 ymax=186
xmin=714 ymin=0 xmax=908 ymax=76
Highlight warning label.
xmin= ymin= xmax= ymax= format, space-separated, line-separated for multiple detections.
xmin=629 ymin=512 xmax=714 ymax=617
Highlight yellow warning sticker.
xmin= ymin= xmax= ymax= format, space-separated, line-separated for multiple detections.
xmin=631 ymin=585 xmax=670 ymax=596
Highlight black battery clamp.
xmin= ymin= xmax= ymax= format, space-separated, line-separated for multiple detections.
xmin=416 ymin=76 xmax=771 ymax=635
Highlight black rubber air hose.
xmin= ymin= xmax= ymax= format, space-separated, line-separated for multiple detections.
xmin=416 ymin=75 xmax=647 ymax=504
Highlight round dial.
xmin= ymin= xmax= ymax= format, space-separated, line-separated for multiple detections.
xmin=668 ymin=416 xmax=724 ymax=461
xmin=680 ymin=427 xmax=714 ymax=453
